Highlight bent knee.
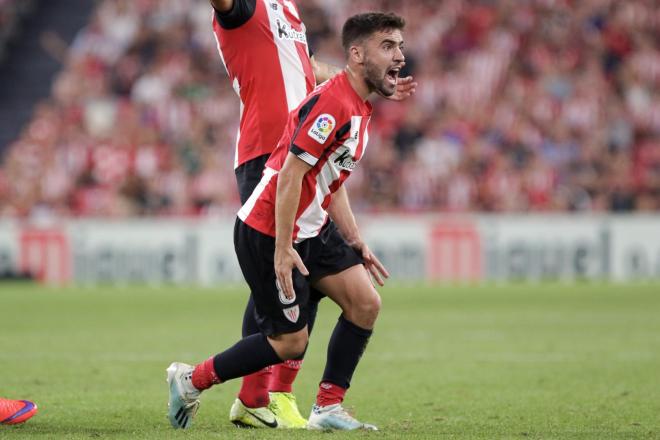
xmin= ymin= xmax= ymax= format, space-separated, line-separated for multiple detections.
xmin=357 ymin=292 xmax=381 ymax=318
xmin=348 ymin=290 xmax=381 ymax=327
xmin=271 ymin=332 xmax=308 ymax=360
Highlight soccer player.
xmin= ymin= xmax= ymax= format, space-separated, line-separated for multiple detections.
xmin=167 ymin=11 xmax=406 ymax=430
xmin=0 ymin=398 xmax=37 ymax=425
xmin=208 ymin=0 xmax=416 ymax=429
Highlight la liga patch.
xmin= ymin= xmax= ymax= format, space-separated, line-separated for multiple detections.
xmin=307 ymin=114 xmax=335 ymax=144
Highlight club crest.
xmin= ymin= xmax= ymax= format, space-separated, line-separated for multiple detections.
xmin=283 ymin=305 xmax=300 ymax=323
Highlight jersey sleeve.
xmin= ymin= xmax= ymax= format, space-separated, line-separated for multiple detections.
xmin=214 ymin=0 xmax=257 ymax=29
xmin=290 ymin=94 xmax=346 ymax=167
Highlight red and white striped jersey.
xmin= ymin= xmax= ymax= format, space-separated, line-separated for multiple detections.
xmin=239 ymin=72 xmax=372 ymax=242
xmin=212 ymin=0 xmax=315 ymax=168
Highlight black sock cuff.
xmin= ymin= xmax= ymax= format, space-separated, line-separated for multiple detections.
xmin=261 ymin=333 xmax=283 ymax=362
xmin=339 ymin=315 xmax=373 ymax=338
xmin=212 ymin=333 xmax=282 ymax=382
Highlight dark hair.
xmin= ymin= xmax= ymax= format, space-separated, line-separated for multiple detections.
xmin=341 ymin=12 xmax=406 ymax=53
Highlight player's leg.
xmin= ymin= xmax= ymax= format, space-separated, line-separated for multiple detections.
xmin=233 ymin=154 xmax=317 ymax=428
xmin=230 ymin=218 xmax=314 ymax=429
xmin=321 ymin=267 xmax=380 ymax=387
xmin=233 ymin=154 xmax=277 ymax=422
xmin=268 ymin=292 xmax=320 ymax=427
xmin=235 ymin=156 xmax=323 ymax=427
xmin=307 ymin=264 xmax=380 ymax=430
xmin=289 ymin=222 xmax=378 ymax=430
xmin=235 ymin=296 xmax=272 ymax=414
xmin=234 ymin=154 xmax=315 ymax=425
xmin=166 ymin=219 xmax=311 ymax=430
xmin=304 ymin=228 xmax=380 ymax=431
xmin=167 ymin=327 xmax=307 ymax=429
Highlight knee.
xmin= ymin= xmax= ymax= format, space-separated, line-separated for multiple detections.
xmin=273 ymin=332 xmax=308 ymax=360
xmin=362 ymin=292 xmax=381 ymax=319
xmin=351 ymin=291 xmax=381 ymax=326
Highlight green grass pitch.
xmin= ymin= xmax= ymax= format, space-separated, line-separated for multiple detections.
xmin=1 ymin=282 xmax=659 ymax=439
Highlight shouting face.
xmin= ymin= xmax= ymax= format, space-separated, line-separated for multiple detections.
xmin=361 ymin=29 xmax=405 ymax=97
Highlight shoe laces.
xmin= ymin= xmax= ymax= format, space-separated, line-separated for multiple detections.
xmin=326 ymin=404 xmax=357 ymax=422
xmin=181 ymin=371 xmax=200 ymax=400
xmin=184 ymin=400 xmax=199 ymax=412
xmin=337 ymin=406 xmax=356 ymax=421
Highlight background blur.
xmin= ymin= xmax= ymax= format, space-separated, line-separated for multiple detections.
xmin=0 ymin=0 xmax=659 ymax=284
xmin=1 ymin=0 xmax=658 ymax=217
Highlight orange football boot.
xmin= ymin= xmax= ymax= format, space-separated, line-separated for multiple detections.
xmin=0 ymin=398 xmax=38 ymax=425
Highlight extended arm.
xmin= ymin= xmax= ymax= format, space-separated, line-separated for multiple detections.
xmin=274 ymin=153 xmax=311 ymax=298
xmin=327 ymin=185 xmax=389 ymax=285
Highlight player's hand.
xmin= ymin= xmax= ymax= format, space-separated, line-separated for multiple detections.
xmin=274 ymin=246 xmax=309 ymax=299
xmin=386 ymin=75 xmax=417 ymax=101
xmin=350 ymin=241 xmax=389 ymax=286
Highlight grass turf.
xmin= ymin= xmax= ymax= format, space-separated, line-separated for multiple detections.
xmin=1 ymin=282 xmax=659 ymax=439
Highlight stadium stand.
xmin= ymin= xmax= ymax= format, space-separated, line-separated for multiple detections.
xmin=0 ymin=0 xmax=95 ymax=167
xmin=0 ymin=0 xmax=658 ymax=218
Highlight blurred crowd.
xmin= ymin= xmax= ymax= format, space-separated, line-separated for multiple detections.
xmin=0 ymin=0 xmax=658 ymax=218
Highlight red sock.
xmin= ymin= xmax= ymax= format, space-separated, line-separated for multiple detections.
xmin=238 ymin=366 xmax=272 ymax=408
xmin=270 ymin=360 xmax=302 ymax=393
xmin=316 ymin=382 xmax=346 ymax=407
xmin=191 ymin=356 xmax=221 ymax=391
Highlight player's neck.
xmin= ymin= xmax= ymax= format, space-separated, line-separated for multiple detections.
xmin=344 ymin=66 xmax=370 ymax=101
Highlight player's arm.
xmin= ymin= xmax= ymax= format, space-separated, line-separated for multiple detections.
xmin=209 ymin=0 xmax=233 ymax=12
xmin=327 ymin=185 xmax=389 ymax=286
xmin=311 ymin=56 xmax=342 ymax=84
xmin=274 ymin=153 xmax=311 ymax=299
xmin=210 ymin=0 xmax=255 ymax=28
xmin=326 ymin=185 xmax=360 ymax=245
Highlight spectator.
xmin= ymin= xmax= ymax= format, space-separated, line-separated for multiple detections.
xmin=0 ymin=0 xmax=658 ymax=216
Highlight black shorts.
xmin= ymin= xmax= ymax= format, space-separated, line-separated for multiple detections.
xmin=235 ymin=153 xmax=327 ymax=304
xmin=235 ymin=154 xmax=270 ymax=205
xmin=234 ymin=218 xmax=364 ymax=336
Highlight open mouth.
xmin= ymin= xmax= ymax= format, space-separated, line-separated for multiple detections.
xmin=385 ymin=66 xmax=400 ymax=86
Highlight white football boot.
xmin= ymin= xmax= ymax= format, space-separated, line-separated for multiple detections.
xmin=307 ymin=404 xmax=377 ymax=431
xmin=166 ymin=362 xmax=201 ymax=429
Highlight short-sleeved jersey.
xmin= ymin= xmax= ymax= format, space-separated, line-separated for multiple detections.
xmin=212 ymin=0 xmax=316 ymax=168
xmin=238 ymin=72 xmax=372 ymax=242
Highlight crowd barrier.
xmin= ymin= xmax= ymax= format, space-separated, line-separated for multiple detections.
xmin=1 ymin=215 xmax=659 ymax=284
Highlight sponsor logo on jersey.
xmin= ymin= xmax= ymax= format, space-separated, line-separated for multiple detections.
xmin=276 ymin=19 xmax=307 ymax=44
xmin=333 ymin=148 xmax=357 ymax=170
xmin=283 ymin=305 xmax=300 ymax=323
xmin=308 ymin=114 xmax=335 ymax=144
xmin=275 ymin=279 xmax=296 ymax=305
